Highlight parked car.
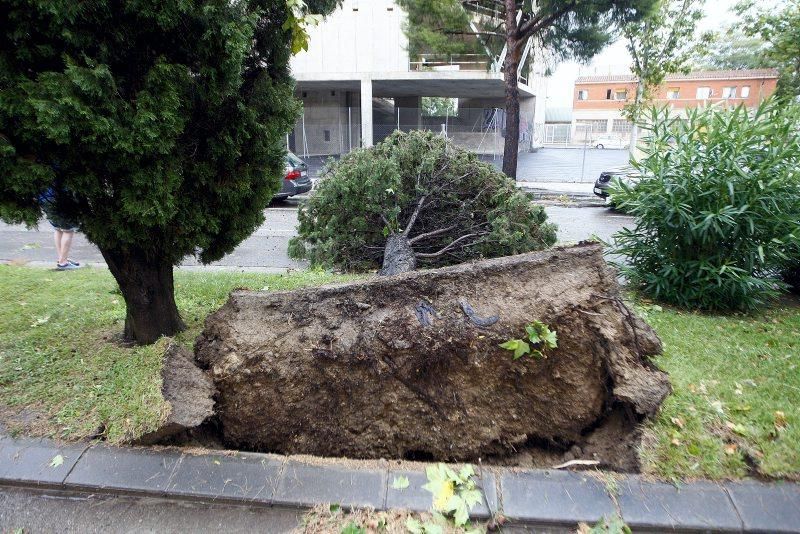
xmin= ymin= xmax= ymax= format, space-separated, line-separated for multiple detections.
xmin=274 ymin=151 xmax=312 ymax=200
xmin=593 ymin=166 xmax=640 ymax=199
xmin=593 ymin=136 xmax=629 ymax=149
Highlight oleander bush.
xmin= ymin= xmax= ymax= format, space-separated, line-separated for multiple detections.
xmin=610 ymin=100 xmax=800 ymax=311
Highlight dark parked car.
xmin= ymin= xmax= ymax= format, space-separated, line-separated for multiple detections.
xmin=593 ymin=166 xmax=640 ymax=199
xmin=274 ymin=151 xmax=312 ymax=200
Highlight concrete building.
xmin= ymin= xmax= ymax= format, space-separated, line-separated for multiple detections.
xmin=571 ymin=69 xmax=780 ymax=144
xmin=288 ymin=0 xmax=542 ymax=157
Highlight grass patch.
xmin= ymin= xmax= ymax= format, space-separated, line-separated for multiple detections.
xmin=0 ymin=265 xmax=797 ymax=480
xmin=0 ymin=265 xmax=352 ymax=443
xmin=638 ymin=298 xmax=800 ymax=480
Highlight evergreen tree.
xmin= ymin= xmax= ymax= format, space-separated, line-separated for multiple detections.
xmin=394 ymin=0 xmax=656 ymax=180
xmin=0 ymin=0 xmax=339 ymax=344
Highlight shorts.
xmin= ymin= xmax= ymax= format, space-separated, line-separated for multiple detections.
xmin=42 ymin=206 xmax=79 ymax=232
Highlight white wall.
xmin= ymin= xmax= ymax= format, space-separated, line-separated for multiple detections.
xmin=291 ymin=0 xmax=409 ymax=75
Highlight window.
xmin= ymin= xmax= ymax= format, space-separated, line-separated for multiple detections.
xmin=722 ymin=87 xmax=737 ymax=99
xmin=741 ymin=86 xmax=751 ymax=98
xmin=324 ymin=130 xmax=331 ymax=142
xmin=614 ymin=89 xmax=628 ymax=101
xmin=606 ymin=89 xmax=612 ymax=100
xmin=576 ymin=119 xmax=608 ymax=134
xmin=577 ymin=90 xmax=589 ymax=101
xmin=612 ymin=119 xmax=633 ymax=134
xmin=696 ymin=87 xmax=712 ymax=99
xmin=667 ymin=88 xmax=680 ymax=99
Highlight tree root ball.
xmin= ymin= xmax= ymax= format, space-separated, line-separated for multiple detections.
xmin=195 ymin=243 xmax=671 ymax=464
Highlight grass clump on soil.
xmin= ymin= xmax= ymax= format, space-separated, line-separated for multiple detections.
xmin=0 ymin=265 xmax=798 ymax=481
xmin=639 ymin=298 xmax=800 ymax=480
xmin=0 ymin=265 xmax=352 ymax=443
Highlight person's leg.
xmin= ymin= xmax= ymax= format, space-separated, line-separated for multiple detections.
xmin=59 ymin=230 xmax=74 ymax=265
xmin=53 ymin=230 xmax=64 ymax=264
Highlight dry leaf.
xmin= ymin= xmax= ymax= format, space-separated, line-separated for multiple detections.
xmin=724 ymin=444 xmax=738 ymax=455
xmin=774 ymin=411 xmax=787 ymax=431
xmin=671 ymin=438 xmax=682 ymax=446
xmin=670 ymin=417 xmax=685 ymax=429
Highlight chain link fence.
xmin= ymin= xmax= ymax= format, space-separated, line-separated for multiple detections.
xmin=289 ymin=105 xmax=536 ymax=160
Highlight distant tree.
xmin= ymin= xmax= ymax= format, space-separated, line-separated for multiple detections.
xmin=422 ymin=97 xmax=458 ymax=116
xmin=399 ymin=0 xmax=656 ymax=180
xmin=0 ymin=0 xmax=339 ymax=344
xmin=737 ymin=0 xmax=800 ymax=99
xmin=396 ymin=0 xmax=486 ymax=58
xmin=623 ymin=0 xmax=706 ymax=151
xmin=692 ymin=29 xmax=773 ymax=70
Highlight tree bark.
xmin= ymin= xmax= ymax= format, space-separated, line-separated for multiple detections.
xmin=101 ymin=247 xmax=186 ymax=344
xmin=501 ymin=1 xmax=521 ymax=180
xmin=379 ymin=233 xmax=416 ymax=276
xmin=628 ymin=80 xmax=646 ymax=158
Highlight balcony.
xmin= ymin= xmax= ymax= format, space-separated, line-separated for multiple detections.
xmin=410 ymin=54 xmax=497 ymax=73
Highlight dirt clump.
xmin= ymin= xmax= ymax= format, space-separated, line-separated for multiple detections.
xmin=195 ymin=243 xmax=670 ymax=465
xmin=136 ymin=343 xmax=216 ymax=445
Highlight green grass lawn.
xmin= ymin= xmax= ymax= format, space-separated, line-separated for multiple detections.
xmin=0 ymin=265 xmax=797 ymax=480
xmin=0 ymin=265 xmax=351 ymax=443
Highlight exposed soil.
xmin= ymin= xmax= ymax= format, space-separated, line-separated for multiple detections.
xmin=189 ymin=243 xmax=670 ymax=472
xmin=135 ymin=344 xmax=216 ymax=445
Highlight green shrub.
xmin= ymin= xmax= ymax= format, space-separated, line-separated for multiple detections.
xmin=783 ymin=255 xmax=800 ymax=294
xmin=289 ymin=130 xmax=557 ymax=273
xmin=610 ymin=100 xmax=800 ymax=311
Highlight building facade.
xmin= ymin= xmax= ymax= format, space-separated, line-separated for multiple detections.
xmin=571 ymin=69 xmax=779 ymax=144
xmin=288 ymin=0 xmax=543 ymax=157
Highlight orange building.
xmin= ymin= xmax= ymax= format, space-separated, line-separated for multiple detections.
xmin=570 ymin=69 xmax=779 ymax=144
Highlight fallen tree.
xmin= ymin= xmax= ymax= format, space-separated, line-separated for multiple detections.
xmin=288 ymin=130 xmax=557 ymax=276
xmin=196 ymin=243 xmax=670 ymax=465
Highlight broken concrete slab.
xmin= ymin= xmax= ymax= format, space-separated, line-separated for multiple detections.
xmin=136 ymin=344 xmax=216 ymax=445
xmin=196 ymin=243 xmax=670 ymax=463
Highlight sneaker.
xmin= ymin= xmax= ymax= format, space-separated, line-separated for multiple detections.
xmin=57 ymin=262 xmax=80 ymax=270
xmin=67 ymin=259 xmax=80 ymax=267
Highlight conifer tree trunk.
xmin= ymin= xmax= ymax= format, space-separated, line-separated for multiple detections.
xmin=379 ymin=233 xmax=416 ymax=276
xmin=101 ymin=247 xmax=185 ymax=344
xmin=501 ymin=0 xmax=521 ymax=180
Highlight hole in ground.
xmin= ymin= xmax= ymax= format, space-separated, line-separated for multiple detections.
xmin=154 ymin=406 xmax=644 ymax=474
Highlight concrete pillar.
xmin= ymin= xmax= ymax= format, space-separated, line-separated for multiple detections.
xmin=360 ymin=77 xmax=373 ymax=147
xmin=394 ymin=96 xmax=422 ymax=131
xmin=519 ymin=96 xmax=536 ymax=152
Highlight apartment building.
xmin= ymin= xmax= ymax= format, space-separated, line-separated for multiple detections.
xmin=288 ymin=0 xmax=544 ymax=157
xmin=571 ymin=69 xmax=779 ymax=143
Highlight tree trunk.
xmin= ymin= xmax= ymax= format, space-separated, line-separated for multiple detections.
xmin=501 ymin=2 xmax=521 ymax=180
xmin=628 ymin=80 xmax=646 ymax=159
xmin=101 ymin=247 xmax=186 ymax=344
xmin=379 ymin=233 xmax=416 ymax=276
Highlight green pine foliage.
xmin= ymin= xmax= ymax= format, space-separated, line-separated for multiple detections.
xmin=288 ymin=130 xmax=557 ymax=272
xmin=610 ymin=99 xmax=800 ymax=311
xmin=1 ymin=0 xmax=310 ymax=261
xmin=0 ymin=0 xmax=339 ymax=342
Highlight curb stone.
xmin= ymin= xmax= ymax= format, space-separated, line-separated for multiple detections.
xmin=1 ymin=434 xmax=799 ymax=532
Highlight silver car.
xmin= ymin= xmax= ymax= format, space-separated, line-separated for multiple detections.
xmin=274 ymin=151 xmax=312 ymax=200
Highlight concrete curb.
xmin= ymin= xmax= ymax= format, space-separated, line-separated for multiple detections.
xmin=1 ymin=435 xmax=798 ymax=532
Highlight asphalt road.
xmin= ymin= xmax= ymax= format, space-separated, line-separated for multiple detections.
xmin=0 ymin=486 xmax=303 ymax=534
xmin=0 ymin=203 xmax=632 ymax=270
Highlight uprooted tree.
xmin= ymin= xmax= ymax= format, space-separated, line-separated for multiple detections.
xmin=288 ymin=130 xmax=557 ymax=275
xmin=0 ymin=0 xmax=339 ymax=344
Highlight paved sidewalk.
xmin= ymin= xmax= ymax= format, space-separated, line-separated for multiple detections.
xmin=1 ymin=434 xmax=798 ymax=532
